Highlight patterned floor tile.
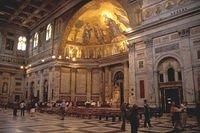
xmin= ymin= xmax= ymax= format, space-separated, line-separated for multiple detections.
xmin=0 ymin=109 xmax=199 ymax=133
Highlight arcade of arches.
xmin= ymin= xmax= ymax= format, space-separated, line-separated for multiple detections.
xmin=0 ymin=0 xmax=200 ymax=112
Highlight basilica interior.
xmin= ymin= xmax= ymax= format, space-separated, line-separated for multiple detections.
xmin=0 ymin=0 xmax=200 ymax=113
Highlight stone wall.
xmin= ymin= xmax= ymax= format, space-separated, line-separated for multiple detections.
xmin=128 ymin=20 xmax=200 ymax=108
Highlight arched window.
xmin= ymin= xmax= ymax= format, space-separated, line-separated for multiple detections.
xmin=33 ymin=32 xmax=38 ymax=48
xmin=168 ymin=68 xmax=175 ymax=82
xmin=46 ymin=24 xmax=52 ymax=41
xmin=17 ymin=36 xmax=26 ymax=51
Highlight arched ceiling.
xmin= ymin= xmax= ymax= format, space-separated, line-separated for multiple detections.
xmin=59 ymin=0 xmax=131 ymax=59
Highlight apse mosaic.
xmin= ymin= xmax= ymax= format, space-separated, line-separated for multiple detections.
xmin=60 ymin=0 xmax=131 ymax=59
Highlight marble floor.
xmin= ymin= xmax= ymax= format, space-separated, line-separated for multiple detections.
xmin=0 ymin=109 xmax=199 ymax=133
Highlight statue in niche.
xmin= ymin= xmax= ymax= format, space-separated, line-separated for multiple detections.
xmin=2 ymin=82 xmax=8 ymax=93
xmin=93 ymin=24 xmax=105 ymax=44
xmin=82 ymin=23 xmax=93 ymax=44
xmin=104 ymin=16 xmax=121 ymax=40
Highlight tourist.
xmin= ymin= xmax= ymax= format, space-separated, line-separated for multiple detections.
xmin=196 ymin=102 xmax=200 ymax=126
xmin=4 ymin=102 xmax=8 ymax=111
xmin=181 ymin=102 xmax=187 ymax=128
xmin=120 ymin=102 xmax=126 ymax=131
xmin=91 ymin=101 xmax=96 ymax=107
xmin=144 ymin=100 xmax=152 ymax=128
xmin=13 ymin=101 xmax=18 ymax=117
xmin=30 ymin=101 xmax=36 ymax=117
xmin=20 ymin=100 xmax=26 ymax=117
xmin=35 ymin=102 xmax=39 ymax=112
xmin=60 ymin=100 xmax=66 ymax=120
xmin=129 ymin=104 xmax=140 ymax=133
xmin=170 ymin=102 xmax=183 ymax=130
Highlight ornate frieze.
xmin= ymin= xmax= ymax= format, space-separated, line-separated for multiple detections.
xmin=190 ymin=26 xmax=200 ymax=36
xmin=0 ymin=54 xmax=25 ymax=65
xmin=155 ymin=43 xmax=179 ymax=53
xmin=142 ymin=0 xmax=194 ymax=20
xmin=153 ymin=32 xmax=179 ymax=45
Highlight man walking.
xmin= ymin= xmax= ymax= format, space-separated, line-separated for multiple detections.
xmin=60 ymin=100 xmax=66 ymax=120
xmin=144 ymin=100 xmax=152 ymax=128
xmin=20 ymin=101 xmax=26 ymax=117
xmin=120 ymin=103 xmax=126 ymax=131
xmin=129 ymin=104 xmax=140 ymax=133
xmin=13 ymin=101 xmax=18 ymax=117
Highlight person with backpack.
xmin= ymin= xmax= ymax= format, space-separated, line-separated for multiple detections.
xmin=60 ymin=100 xmax=66 ymax=120
xmin=20 ymin=100 xmax=26 ymax=117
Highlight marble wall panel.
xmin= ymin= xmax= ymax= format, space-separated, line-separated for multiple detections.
xmin=76 ymin=69 xmax=87 ymax=94
xmin=92 ymin=69 xmax=101 ymax=95
xmin=60 ymin=68 xmax=70 ymax=94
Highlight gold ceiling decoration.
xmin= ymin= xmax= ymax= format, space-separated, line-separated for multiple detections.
xmin=60 ymin=0 xmax=131 ymax=59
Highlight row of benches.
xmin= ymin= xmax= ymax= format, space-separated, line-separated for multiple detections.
xmin=39 ymin=107 xmax=121 ymax=122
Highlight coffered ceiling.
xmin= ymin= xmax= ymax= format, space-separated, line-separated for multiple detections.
xmin=0 ymin=0 xmax=70 ymax=29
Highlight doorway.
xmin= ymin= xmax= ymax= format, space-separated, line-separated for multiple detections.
xmin=14 ymin=95 xmax=20 ymax=102
xmin=161 ymin=88 xmax=181 ymax=112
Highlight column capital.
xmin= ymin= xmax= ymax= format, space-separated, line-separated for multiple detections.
xmin=127 ymin=43 xmax=135 ymax=51
xmin=71 ymin=68 xmax=77 ymax=72
xmin=178 ymin=28 xmax=190 ymax=38
xmin=144 ymin=38 xmax=153 ymax=48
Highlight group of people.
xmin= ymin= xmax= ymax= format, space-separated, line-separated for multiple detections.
xmin=1 ymin=98 xmax=200 ymax=133
xmin=120 ymin=99 xmax=152 ymax=133
xmin=59 ymin=100 xmax=74 ymax=120
xmin=12 ymin=100 xmax=38 ymax=118
xmin=170 ymin=101 xmax=200 ymax=130
xmin=120 ymin=100 xmax=200 ymax=133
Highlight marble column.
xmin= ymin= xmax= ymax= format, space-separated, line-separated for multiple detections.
xmin=164 ymin=72 xmax=168 ymax=82
xmin=48 ymin=68 xmax=53 ymax=101
xmin=9 ymin=73 xmax=15 ymax=102
xmin=39 ymin=70 xmax=43 ymax=102
xmin=53 ymin=67 xmax=60 ymax=101
xmin=127 ymin=42 xmax=137 ymax=104
xmin=86 ymin=68 xmax=92 ymax=101
xmin=104 ymin=67 xmax=110 ymax=102
xmin=123 ymin=61 xmax=129 ymax=103
xmin=179 ymin=28 xmax=196 ymax=104
xmin=175 ymin=71 xmax=178 ymax=81
xmin=101 ymin=68 xmax=105 ymax=102
xmin=71 ymin=68 xmax=76 ymax=101
xmin=108 ymin=67 xmax=112 ymax=100
xmin=145 ymin=38 xmax=157 ymax=106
